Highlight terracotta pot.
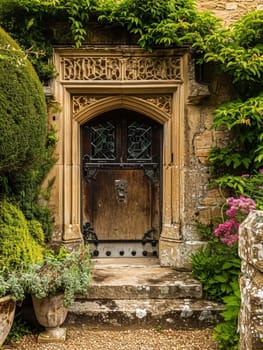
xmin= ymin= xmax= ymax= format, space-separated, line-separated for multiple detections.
xmin=0 ymin=295 xmax=16 ymax=347
xmin=32 ymin=294 xmax=68 ymax=343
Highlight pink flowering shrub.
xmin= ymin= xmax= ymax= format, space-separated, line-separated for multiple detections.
xmin=214 ymin=195 xmax=256 ymax=246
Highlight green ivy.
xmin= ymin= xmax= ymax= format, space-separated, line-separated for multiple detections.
xmin=0 ymin=0 xmax=219 ymax=81
xmin=208 ymin=94 xmax=263 ymax=177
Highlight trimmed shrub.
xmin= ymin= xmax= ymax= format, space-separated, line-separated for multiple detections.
xmin=0 ymin=200 xmax=44 ymax=269
xmin=0 ymin=27 xmax=55 ymax=240
xmin=0 ymin=26 xmax=47 ymax=173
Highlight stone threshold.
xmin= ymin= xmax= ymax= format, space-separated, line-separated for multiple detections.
xmin=66 ymin=258 xmax=224 ymax=329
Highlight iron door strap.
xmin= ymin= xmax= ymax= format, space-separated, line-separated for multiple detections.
xmin=83 ymin=161 xmax=159 ymax=183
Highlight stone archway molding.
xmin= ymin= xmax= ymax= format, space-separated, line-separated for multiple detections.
xmin=52 ymin=46 xmax=187 ymax=267
xmin=73 ymin=95 xmax=172 ymax=125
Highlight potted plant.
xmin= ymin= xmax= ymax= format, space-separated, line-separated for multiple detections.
xmin=22 ymin=245 xmax=92 ymax=343
xmin=0 ymin=269 xmax=26 ymax=347
xmin=0 ymin=200 xmax=45 ymax=347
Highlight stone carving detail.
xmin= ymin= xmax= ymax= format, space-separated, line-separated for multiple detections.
xmin=73 ymin=95 xmax=172 ymax=116
xmin=139 ymin=95 xmax=172 ymax=115
xmin=62 ymin=56 xmax=181 ymax=81
xmin=73 ymin=96 xmax=105 ymax=115
xmin=238 ymin=210 xmax=263 ymax=350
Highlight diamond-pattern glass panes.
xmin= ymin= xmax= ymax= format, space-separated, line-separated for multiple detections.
xmin=127 ymin=121 xmax=152 ymax=160
xmin=90 ymin=121 xmax=116 ymax=160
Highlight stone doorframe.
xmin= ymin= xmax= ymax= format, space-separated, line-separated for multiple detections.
xmin=52 ymin=46 xmax=190 ymax=267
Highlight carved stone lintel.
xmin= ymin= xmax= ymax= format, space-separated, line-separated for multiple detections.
xmin=62 ymin=55 xmax=181 ymax=81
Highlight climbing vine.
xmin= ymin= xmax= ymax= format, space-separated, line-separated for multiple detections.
xmin=0 ymin=0 xmax=218 ymax=82
xmin=194 ymin=11 xmax=263 ymax=191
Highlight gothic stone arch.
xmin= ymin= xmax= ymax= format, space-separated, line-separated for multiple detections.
xmin=50 ymin=46 xmax=206 ymax=269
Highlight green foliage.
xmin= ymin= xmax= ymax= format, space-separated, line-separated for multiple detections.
xmin=5 ymin=312 xmax=33 ymax=344
xmin=99 ymin=0 xmax=218 ymax=50
xmin=0 ymin=0 xmax=99 ymax=81
xmin=0 ymin=201 xmax=44 ymax=270
xmin=208 ymin=94 xmax=263 ymax=176
xmin=22 ymin=245 xmax=92 ymax=307
xmin=194 ymin=221 xmax=214 ymax=241
xmin=191 ymin=242 xmax=240 ymax=302
xmin=194 ymin=10 xmax=263 ymax=97
xmin=27 ymin=220 xmax=45 ymax=246
xmin=191 ymin=238 xmax=241 ymax=349
xmin=0 ymin=271 xmax=25 ymax=301
xmin=0 ymin=27 xmax=57 ymax=240
xmin=212 ymin=280 xmax=240 ymax=350
xmin=0 ymin=0 xmax=219 ymax=80
xmin=0 ymin=27 xmax=47 ymax=173
xmin=212 ymin=172 xmax=263 ymax=209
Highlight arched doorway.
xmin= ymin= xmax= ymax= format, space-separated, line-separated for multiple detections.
xmin=81 ymin=109 xmax=162 ymax=258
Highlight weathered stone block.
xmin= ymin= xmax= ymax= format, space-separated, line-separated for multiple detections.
xmin=239 ymin=211 xmax=263 ymax=272
xmin=159 ymin=238 xmax=206 ymax=270
xmin=239 ymin=211 xmax=263 ymax=350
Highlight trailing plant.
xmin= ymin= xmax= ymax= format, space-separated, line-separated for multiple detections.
xmin=98 ymin=0 xmax=219 ymax=50
xmin=22 ymin=245 xmax=92 ymax=307
xmin=0 ymin=270 xmax=26 ymax=302
xmin=193 ymin=10 xmax=263 ymax=97
xmin=0 ymin=0 xmax=219 ymax=82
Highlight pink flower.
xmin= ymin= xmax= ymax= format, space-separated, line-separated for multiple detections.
xmin=241 ymin=174 xmax=250 ymax=178
xmin=259 ymin=169 xmax=263 ymax=173
xmin=214 ymin=195 xmax=257 ymax=247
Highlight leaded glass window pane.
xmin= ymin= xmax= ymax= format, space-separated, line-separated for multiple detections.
xmin=90 ymin=121 xmax=116 ymax=159
xmin=127 ymin=121 xmax=152 ymax=160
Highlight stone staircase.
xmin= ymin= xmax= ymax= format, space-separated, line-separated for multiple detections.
xmin=66 ymin=258 xmax=224 ymax=329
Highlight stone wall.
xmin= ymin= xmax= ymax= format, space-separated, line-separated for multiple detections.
xmin=239 ymin=210 xmax=263 ymax=349
xmin=47 ymin=2 xmax=262 ymax=268
xmin=197 ymin=0 xmax=263 ymax=25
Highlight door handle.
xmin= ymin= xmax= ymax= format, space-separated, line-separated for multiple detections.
xmin=115 ymin=179 xmax=128 ymax=203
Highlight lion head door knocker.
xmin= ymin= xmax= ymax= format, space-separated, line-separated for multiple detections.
xmin=114 ymin=179 xmax=128 ymax=203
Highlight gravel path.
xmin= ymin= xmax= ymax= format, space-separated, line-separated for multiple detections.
xmin=6 ymin=325 xmax=218 ymax=350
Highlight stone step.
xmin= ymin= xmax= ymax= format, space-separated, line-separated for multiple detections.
xmin=87 ymin=258 xmax=203 ymax=300
xmin=66 ymin=258 xmax=223 ymax=329
xmin=67 ymin=298 xmax=224 ymax=329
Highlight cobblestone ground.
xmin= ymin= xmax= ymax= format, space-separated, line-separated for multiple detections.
xmin=5 ymin=325 xmax=218 ymax=350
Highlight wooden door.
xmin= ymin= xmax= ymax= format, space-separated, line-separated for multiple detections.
xmin=81 ymin=109 xmax=162 ymax=257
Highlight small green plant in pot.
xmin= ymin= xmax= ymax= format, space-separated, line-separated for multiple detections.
xmin=22 ymin=245 xmax=92 ymax=343
xmin=0 ymin=200 xmax=45 ymax=347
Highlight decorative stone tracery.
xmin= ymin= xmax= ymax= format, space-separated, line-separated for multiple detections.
xmin=72 ymin=95 xmax=172 ymax=117
xmin=61 ymin=56 xmax=181 ymax=81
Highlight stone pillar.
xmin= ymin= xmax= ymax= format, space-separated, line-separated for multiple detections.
xmin=238 ymin=210 xmax=263 ymax=350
